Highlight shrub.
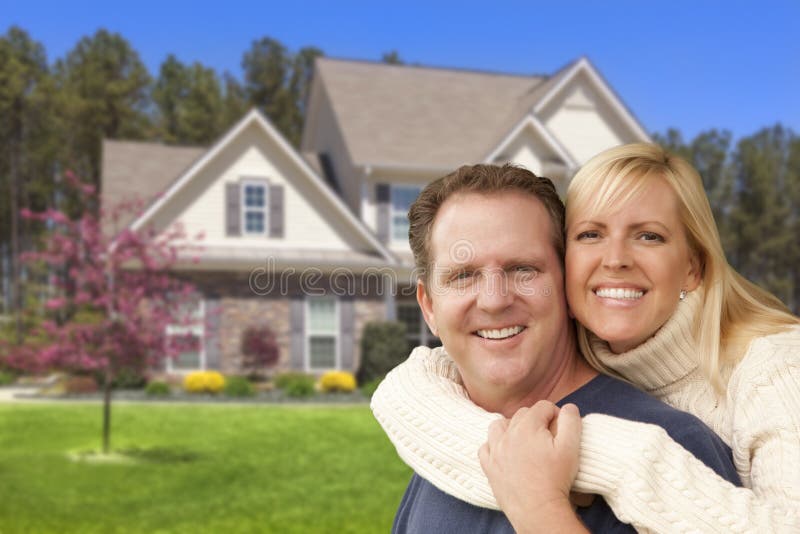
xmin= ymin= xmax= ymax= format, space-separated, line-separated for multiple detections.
xmin=357 ymin=321 xmax=408 ymax=384
xmin=65 ymin=375 xmax=99 ymax=394
xmin=360 ymin=376 xmax=383 ymax=398
xmin=224 ymin=375 xmax=255 ymax=397
xmin=183 ymin=371 xmax=225 ymax=394
xmin=0 ymin=370 xmax=15 ymax=386
xmin=274 ymin=372 xmax=316 ymax=398
xmin=240 ymin=325 xmax=280 ymax=378
xmin=319 ymin=371 xmax=357 ymax=393
xmin=145 ymin=381 xmax=170 ymax=396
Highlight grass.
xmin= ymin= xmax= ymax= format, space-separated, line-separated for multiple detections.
xmin=0 ymin=403 xmax=412 ymax=533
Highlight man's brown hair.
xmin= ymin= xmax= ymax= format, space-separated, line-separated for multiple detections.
xmin=408 ymin=163 xmax=565 ymax=281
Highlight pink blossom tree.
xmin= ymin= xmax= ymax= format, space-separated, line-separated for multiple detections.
xmin=13 ymin=171 xmax=202 ymax=453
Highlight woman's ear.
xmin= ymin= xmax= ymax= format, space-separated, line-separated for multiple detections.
xmin=685 ymin=252 xmax=703 ymax=291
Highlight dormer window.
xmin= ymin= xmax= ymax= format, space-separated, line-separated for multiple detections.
xmin=242 ymin=180 xmax=268 ymax=235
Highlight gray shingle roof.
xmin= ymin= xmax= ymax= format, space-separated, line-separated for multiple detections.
xmin=101 ymin=140 xmax=205 ymax=230
xmin=314 ymin=58 xmax=551 ymax=168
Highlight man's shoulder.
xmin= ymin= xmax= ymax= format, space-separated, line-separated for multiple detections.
xmin=561 ymin=373 xmax=693 ymax=424
xmin=563 ymin=374 xmax=740 ymax=485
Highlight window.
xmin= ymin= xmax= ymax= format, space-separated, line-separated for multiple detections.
xmin=391 ymin=185 xmax=422 ymax=241
xmin=165 ymin=300 xmax=205 ymax=372
xmin=397 ymin=301 xmax=440 ymax=352
xmin=306 ymin=297 xmax=339 ymax=370
xmin=242 ymin=180 xmax=268 ymax=235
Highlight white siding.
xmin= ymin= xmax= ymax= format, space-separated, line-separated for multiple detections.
xmin=150 ymin=122 xmax=354 ymax=251
xmin=543 ymin=79 xmax=628 ymax=166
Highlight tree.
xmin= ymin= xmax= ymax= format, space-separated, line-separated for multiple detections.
xmin=153 ymin=55 xmax=224 ymax=145
xmin=54 ymin=30 xmax=152 ymax=190
xmin=381 ymin=50 xmax=404 ymax=65
xmin=242 ymin=37 xmax=323 ymax=146
xmin=0 ymin=27 xmax=59 ymax=344
xmin=15 ymin=171 xmax=200 ymax=454
xmin=240 ymin=325 xmax=279 ymax=379
xmin=221 ymin=71 xmax=248 ymax=131
xmin=728 ymin=125 xmax=796 ymax=306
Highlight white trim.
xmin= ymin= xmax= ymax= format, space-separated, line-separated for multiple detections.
xmin=484 ymin=114 xmax=579 ymax=171
xmin=533 ymin=57 xmax=651 ymax=142
xmin=165 ymin=300 xmax=206 ymax=373
xmin=304 ymin=296 xmax=340 ymax=372
xmin=240 ymin=178 xmax=269 ymax=236
xmin=125 ymin=108 xmax=398 ymax=265
xmin=389 ymin=184 xmax=423 ymax=243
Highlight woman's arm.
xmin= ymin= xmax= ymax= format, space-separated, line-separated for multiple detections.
xmin=371 ymin=347 xmax=800 ymax=533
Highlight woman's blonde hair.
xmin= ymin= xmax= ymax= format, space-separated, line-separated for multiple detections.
xmin=567 ymin=143 xmax=798 ymax=393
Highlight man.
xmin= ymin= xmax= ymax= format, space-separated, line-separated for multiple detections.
xmin=380 ymin=164 xmax=739 ymax=533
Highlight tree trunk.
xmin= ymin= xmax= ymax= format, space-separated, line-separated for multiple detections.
xmin=102 ymin=367 xmax=112 ymax=454
xmin=9 ymin=147 xmax=22 ymax=345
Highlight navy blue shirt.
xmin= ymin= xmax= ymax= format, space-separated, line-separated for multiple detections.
xmin=393 ymin=374 xmax=740 ymax=533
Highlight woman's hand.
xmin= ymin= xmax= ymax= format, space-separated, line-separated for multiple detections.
xmin=478 ymin=401 xmax=589 ymax=533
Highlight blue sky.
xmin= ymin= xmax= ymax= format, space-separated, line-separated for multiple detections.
xmin=3 ymin=0 xmax=798 ymax=142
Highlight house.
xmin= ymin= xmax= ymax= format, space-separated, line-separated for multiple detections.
xmin=101 ymin=56 xmax=650 ymax=376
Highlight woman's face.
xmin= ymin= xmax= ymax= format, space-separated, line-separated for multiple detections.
xmin=566 ymin=178 xmax=701 ymax=353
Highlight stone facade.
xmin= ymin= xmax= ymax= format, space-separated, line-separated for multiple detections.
xmin=182 ymin=270 xmax=390 ymax=375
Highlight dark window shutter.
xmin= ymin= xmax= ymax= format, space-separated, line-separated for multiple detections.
xmin=290 ymin=297 xmax=305 ymax=370
xmin=269 ymin=184 xmax=284 ymax=238
xmin=376 ymin=183 xmax=390 ymax=243
xmin=339 ymin=296 xmax=355 ymax=371
xmin=204 ymin=299 xmax=221 ymax=370
xmin=226 ymin=183 xmax=241 ymax=236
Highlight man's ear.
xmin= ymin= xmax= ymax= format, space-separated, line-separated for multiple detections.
xmin=416 ymin=279 xmax=437 ymax=336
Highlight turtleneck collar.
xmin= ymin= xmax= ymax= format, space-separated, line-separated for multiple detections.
xmin=587 ymin=289 xmax=702 ymax=391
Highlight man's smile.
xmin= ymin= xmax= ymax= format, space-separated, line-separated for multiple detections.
xmin=474 ymin=326 xmax=527 ymax=340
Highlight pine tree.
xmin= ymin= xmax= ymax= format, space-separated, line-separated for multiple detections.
xmin=54 ymin=30 xmax=152 ymax=190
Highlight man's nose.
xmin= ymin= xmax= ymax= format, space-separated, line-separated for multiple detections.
xmin=476 ymin=270 xmax=514 ymax=313
xmin=602 ymin=237 xmax=633 ymax=270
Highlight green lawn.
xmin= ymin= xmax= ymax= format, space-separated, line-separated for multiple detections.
xmin=0 ymin=403 xmax=412 ymax=533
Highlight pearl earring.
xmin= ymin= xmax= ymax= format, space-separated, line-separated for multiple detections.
xmin=679 ymin=289 xmax=687 ymax=301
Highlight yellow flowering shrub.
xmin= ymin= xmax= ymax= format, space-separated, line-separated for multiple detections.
xmin=183 ymin=371 xmax=226 ymax=394
xmin=319 ymin=371 xmax=357 ymax=393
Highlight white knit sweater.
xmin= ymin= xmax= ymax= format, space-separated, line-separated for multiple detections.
xmin=371 ymin=292 xmax=800 ymax=533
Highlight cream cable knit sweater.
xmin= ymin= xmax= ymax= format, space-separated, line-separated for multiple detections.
xmin=371 ymin=292 xmax=800 ymax=533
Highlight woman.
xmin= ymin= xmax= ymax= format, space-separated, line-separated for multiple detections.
xmin=371 ymin=143 xmax=800 ymax=532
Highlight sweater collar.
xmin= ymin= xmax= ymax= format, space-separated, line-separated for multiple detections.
xmin=588 ymin=289 xmax=701 ymax=391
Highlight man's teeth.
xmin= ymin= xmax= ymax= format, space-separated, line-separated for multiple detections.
xmin=595 ymin=288 xmax=644 ymax=300
xmin=476 ymin=326 xmax=525 ymax=340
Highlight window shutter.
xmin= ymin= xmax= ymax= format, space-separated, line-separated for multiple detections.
xmin=226 ymin=183 xmax=241 ymax=236
xmin=339 ymin=296 xmax=355 ymax=371
xmin=204 ymin=299 xmax=221 ymax=370
xmin=269 ymin=184 xmax=284 ymax=238
xmin=290 ymin=297 xmax=305 ymax=370
xmin=376 ymin=184 xmax=390 ymax=243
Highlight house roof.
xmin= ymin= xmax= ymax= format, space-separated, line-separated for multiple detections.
xmin=102 ymin=110 xmax=397 ymax=264
xmin=314 ymin=58 xmax=549 ymax=169
xmin=101 ymin=140 xmax=205 ymax=231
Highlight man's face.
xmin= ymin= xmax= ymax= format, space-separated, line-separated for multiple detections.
xmin=417 ymin=191 xmax=573 ymax=403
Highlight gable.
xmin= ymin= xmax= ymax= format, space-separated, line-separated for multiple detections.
xmin=126 ymin=111 xmax=394 ymax=268
xmin=535 ymin=60 xmax=651 ymax=165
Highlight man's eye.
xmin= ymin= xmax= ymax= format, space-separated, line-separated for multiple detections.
xmin=453 ymin=270 xmax=473 ymax=281
xmin=513 ymin=265 xmax=537 ymax=273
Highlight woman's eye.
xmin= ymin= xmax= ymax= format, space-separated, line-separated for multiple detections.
xmin=638 ymin=232 xmax=664 ymax=242
xmin=575 ymin=231 xmax=599 ymax=240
